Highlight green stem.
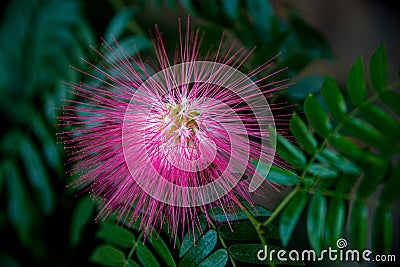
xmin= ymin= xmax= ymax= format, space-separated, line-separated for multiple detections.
xmin=123 ymin=230 xmax=145 ymax=267
xmin=262 ymin=185 xmax=299 ymax=227
xmin=262 ymin=87 xmax=390 ymax=228
xmin=230 ymin=194 xmax=267 ymax=245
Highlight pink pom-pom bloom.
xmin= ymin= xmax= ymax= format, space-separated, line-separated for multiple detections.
xmin=60 ymin=17 xmax=287 ymax=238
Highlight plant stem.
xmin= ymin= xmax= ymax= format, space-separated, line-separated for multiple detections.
xmin=261 ymin=88 xmax=389 ymax=228
xmin=123 ymin=230 xmax=145 ymax=267
xmin=230 ymin=194 xmax=267 ymax=245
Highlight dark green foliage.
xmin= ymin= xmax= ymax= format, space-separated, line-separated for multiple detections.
xmin=270 ymin=44 xmax=399 ymax=260
xmin=1 ymin=0 xmax=398 ymax=266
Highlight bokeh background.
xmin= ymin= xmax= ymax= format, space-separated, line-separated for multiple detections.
xmin=0 ymin=0 xmax=399 ymax=266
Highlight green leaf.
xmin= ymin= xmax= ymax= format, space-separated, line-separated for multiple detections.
xmin=219 ymin=221 xmax=258 ymax=241
xmin=328 ymin=134 xmax=371 ymax=162
xmin=325 ymin=197 xmax=345 ymax=247
xmin=105 ymin=7 xmax=136 ymax=42
xmin=136 ymin=243 xmax=160 ymax=267
xmin=372 ymin=206 xmax=392 ymax=254
xmin=229 ymin=244 xmax=304 ymax=265
xmin=207 ymin=201 xmax=271 ymax=222
xmin=150 ymin=232 xmax=176 ymax=267
xmin=349 ymin=200 xmax=368 ymax=251
xmin=321 ymin=75 xmax=347 ymax=121
xmin=360 ymin=104 xmax=400 ymax=141
xmin=96 ymin=222 xmax=135 ymax=248
xmin=344 ymin=118 xmax=396 ymax=153
xmin=70 ymin=196 xmax=94 ymax=246
xmin=347 ymin=57 xmax=366 ymax=106
xmin=307 ymin=163 xmax=338 ymax=178
xmin=380 ymin=90 xmax=400 ymax=117
xmin=307 ymin=192 xmax=326 ymax=254
xmin=289 ymin=112 xmax=317 ymax=154
xmin=179 ymin=215 xmax=207 ymax=257
xmin=267 ymin=165 xmax=299 ymax=186
xmin=280 ymin=191 xmax=308 ymax=246
xmin=316 ymin=149 xmax=359 ymax=175
xmin=179 ymin=230 xmax=217 ymax=266
xmin=90 ymin=245 xmax=125 ymax=267
xmin=276 ymin=133 xmax=306 ymax=170
xmin=304 ymin=94 xmax=332 ymax=138
xmin=198 ymin=249 xmax=228 ymax=267
xmin=369 ymin=44 xmax=388 ymax=92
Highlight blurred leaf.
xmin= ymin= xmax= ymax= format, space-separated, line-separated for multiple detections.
xmin=360 ymin=104 xmax=400 ymax=141
xmin=70 ymin=196 xmax=94 ymax=246
xmin=357 ymin=160 xmax=388 ymax=199
xmin=5 ymin=160 xmax=35 ymax=246
xmin=287 ymin=75 xmax=324 ymax=100
xmin=150 ymin=232 xmax=176 ymax=267
xmin=105 ymin=7 xmax=136 ymax=42
xmin=307 ymin=163 xmax=338 ymax=178
xmin=229 ymin=244 xmax=304 ymax=265
xmin=19 ymin=137 xmax=55 ymax=215
xmin=369 ymin=44 xmax=388 ymax=92
xmin=280 ymin=191 xmax=308 ymax=246
xmin=347 ymin=57 xmax=366 ymax=106
xmin=379 ymin=162 xmax=400 ymax=206
xmin=290 ymin=112 xmax=317 ymax=154
xmin=96 ymin=222 xmax=135 ymax=248
xmin=104 ymin=35 xmax=152 ymax=63
xmin=244 ymin=0 xmax=274 ymax=33
xmin=221 ymin=0 xmax=239 ymax=21
xmin=328 ymin=134 xmax=370 ymax=162
xmin=372 ymin=206 xmax=392 ymax=255
xmin=289 ymin=13 xmax=332 ymax=59
xmin=267 ymin=165 xmax=299 ymax=186
xmin=349 ymin=199 xmax=368 ymax=251
xmin=321 ymin=75 xmax=347 ymax=121
xmin=136 ymin=243 xmax=160 ymax=267
xmin=304 ymin=94 xmax=332 ymax=138
xmin=307 ymin=192 xmax=326 ymax=254
xmin=325 ymin=197 xmax=345 ymax=247
xmin=316 ymin=149 xmax=359 ymax=175
xmin=179 ymin=230 xmax=217 ymax=266
xmin=276 ymin=133 xmax=306 ymax=170
xmin=0 ymin=253 xmax=21 ymax=267
xmin=90 ymin=245 xmax=125 ymax=267
xmin=343 ymin=117 xmax=395 ymax=153
xmin=380 ymin=90 xmax=400 ymax=117
xmin=198 ymin=249 xmax=228 ymax=267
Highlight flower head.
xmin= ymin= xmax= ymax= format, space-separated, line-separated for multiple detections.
xmin=60 ymin=17 xmax=287 ymax=238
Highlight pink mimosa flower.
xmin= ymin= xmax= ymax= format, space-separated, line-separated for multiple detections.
xmin=60 ymin=17 xmax=287 ymax=239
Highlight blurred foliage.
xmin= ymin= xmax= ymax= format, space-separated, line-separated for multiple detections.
xmin=0 ymin=0 xmax=399 ymax=267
